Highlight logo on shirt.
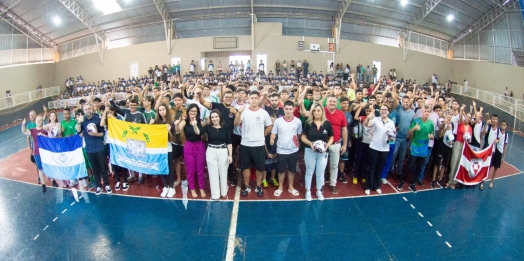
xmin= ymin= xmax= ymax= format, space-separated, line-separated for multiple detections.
xmin=323 ymin=130 xmax=327 ymax=134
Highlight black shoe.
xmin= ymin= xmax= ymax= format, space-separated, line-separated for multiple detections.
xmin=329 ymin=185 xmax=338 ymax=195
xmin=339 ymin=174 xmax=348 ymax=184
xmin=409 ymin=183 xmax=417 ymax=193
xmin=397 ymin=181 xmax=404 ymax=191
xmin=37 ymin=177 xmax=41 ymax=184
xmin=416 ymin=179 xmax=424 ymax=187
xmin=42 ymin=184 xmax=46 ymax=192
xmin=52 ymin=180 xmax=59 ymax=187
xmin=241 ymin=185 xmax=250 ymax=197
xmin=437 ymin=180 xmax=445 ymax=188
xmin=430 ymin=181 xmax=436 ymax=188
xmin=255 ymin=185 xmax=263 ymax=197
xmin=229 ymin=178 xmax=236 ymax=187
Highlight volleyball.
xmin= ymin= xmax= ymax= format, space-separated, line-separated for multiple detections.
xmin=463 ymin=131 xmax=472 ymax=142
xmin=86 ymin=123 xmax=98 ymax=135
xmin=312 ymin=140 xmax=326 ymax=153
xmin=443 ymin=130 xmax=455 ymax=147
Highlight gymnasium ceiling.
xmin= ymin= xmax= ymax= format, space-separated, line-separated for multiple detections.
xmin=0 ymin=0 xmax=519 ymax=49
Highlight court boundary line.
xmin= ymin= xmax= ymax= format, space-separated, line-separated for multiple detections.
xmin=225 ymin=185 xmax=241 ymax=261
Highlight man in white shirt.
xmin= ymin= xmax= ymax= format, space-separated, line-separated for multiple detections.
xmin=234 ymin=91 xmax=273 ymax=197
xmin=269 ymin=100 xmax=302 ymax=197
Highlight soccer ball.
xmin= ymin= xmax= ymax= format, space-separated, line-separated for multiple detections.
xmin=86 ymin=123 xmax=98 ymax=135
xmin=443 ymin=130 xmax=455 ymax=147
xmin=49 ymin=126 xmax=59 ymax=138
xmin=312 ymin=140 xmax=326 ymax=153
xmin=463 ymin=131 xmax=472 ymax=142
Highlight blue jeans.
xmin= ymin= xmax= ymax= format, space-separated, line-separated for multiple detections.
xmin=417 ymin=147 xmax=433 ymax=181
xmin=392 ymin=138 xmax=409 ymax=175
xmin=373 ymin=74 xmax=377 ymax=83
xmin=366 ymin=74 xmax=370 ymax=82
xmin=304 ymin=148 xmax=328 ymax=191
xmin=381 ymin=143 xmax=396 ymax=179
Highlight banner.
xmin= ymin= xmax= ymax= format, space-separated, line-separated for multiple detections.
xmin=107 ymin=117 xmax=168 ymax=175
xmin=38 ymin=135 xmax=87 ymax=180
xmin=454 ymin=142 xmax=495 ymax=185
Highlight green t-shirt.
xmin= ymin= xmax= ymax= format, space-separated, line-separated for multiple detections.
xmin=61 ymin=118 xmax=77 ymax=137
xmin=143 ymin=109 xmax=157 ymax=124
xmin=409 ymin=118 xmax=434 ymax=157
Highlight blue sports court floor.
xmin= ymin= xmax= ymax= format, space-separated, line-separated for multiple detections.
xmin=1 ymin=122 xmax=524 ymax=260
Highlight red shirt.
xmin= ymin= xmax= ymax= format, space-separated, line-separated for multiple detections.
xmin=325 ymin=107 xmax=347 ymax=142
xmin=455 ymin=122 xmax=471 ymax=143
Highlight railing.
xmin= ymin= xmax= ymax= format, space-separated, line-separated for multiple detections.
xmin=0 ymin=86 xmax=60 ymax=111
xmin=451 ymin=84 xmax=524 ymax=133
xmin=47 ymin=92 xmax=129 ymax=110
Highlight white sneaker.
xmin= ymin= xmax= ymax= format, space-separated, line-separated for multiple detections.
xmin=305 ymin=191 xmax=312 ymax=201
xmin=381 ymin=178 xmax=388 ymax=185
xmin=375 ymin=189 xmax=382 ymax=194
xmin=122 ymin=183 xmax=129 ymax=191
xmin=364 ymin=189 xmax=370 ymax=195
xmin=105 ymin=185 xmax=113 ymax=194
xmin=167 ymin=187 xmax=176 ymax=198
xmin=161 ymin=187 xmax=169 ymax=197
xmin=316 ymin=190 xmax=324 ymax=201
xmin=115 ymin=182 xmax=121 ymax=190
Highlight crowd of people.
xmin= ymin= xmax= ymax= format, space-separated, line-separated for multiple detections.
xmin=23 ymin=62 xmax=508 ymax=201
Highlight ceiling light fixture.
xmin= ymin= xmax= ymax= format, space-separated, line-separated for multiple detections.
xmin=92 ymin=0 xmax=122 ymax=15
xmin=401 ymin=0 xmax=408 ymax=7
xmin=53 ymin=16 xmax=61 ymax=25
xmin=447 ymin=14 xmax=454 ymax=22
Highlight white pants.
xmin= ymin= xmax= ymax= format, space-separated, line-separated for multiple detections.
xmin=206 ymin=147 xmax=229 ymax=199
xmin=328 ymin=143 xmax=341 ymax=186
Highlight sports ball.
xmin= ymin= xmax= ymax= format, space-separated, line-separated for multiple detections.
xmin=312 ymin=140 xmax=326 ymax=153
xmin=86 ymin=123 xmax=98 ymax=135
xmin=49 ymin=126 xmax=59 ymax=138
xmin=463 ymin=131 xmax=472 ymax=142
xmin=443 ymin=130 xmax=455 ymax=147
xmin=386 ymin=128 xmax=397 ymax=139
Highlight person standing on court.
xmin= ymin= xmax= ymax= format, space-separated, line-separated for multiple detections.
xmin=76 ymin=103 xmax=111 ymax=195
xmin=22 ymin=115 xmax=48 ymax=192
xmin=324 ymin=95 xmax=348 ymax=195
xmin=270 ymin=100 xmax=302 ymax=197
xmin=234 ymin=90 xmax=273 ymax=197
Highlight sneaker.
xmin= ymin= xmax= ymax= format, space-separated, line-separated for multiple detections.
xmin=95 ymin=187 xmax=102 ymax=195
xmin=262 ymin=179 xmax=268 ymax=188
xmin=381 ymin=178 xmax=388 ymax=185
xmin=122 ymin=183 xmax=129 ymax=191
xmin=255 ymin=185 xmax=263 ymax=197
xmin=437 ymin=180 xmax=445 ymax=188
xmin=167 ymin=187 xmax=176 ymax=198
xmin=305 ymin=191 xmax=312 ymax=201
xmin=137 ymin=176 xmax=144 ymax=184
xmin=69 ymin=180 xmax=78 ymax=187
xmin=128 ymin=176 xmax=137 ymax=182
xmin=416 ymin=179 xmax=424 ymax=187
xmin=339 ymin=175 xmax=348 ymax=184
xmin=316 ymin=190 xmax=324 ymax=201
xmin=397 ymin=181 xmax=404 ymax=191
xmin=376 ymin=189 xmax=382 ymax=194
xmin=229 ymin=178 xmax=236 ymax=187
xmin=329 ymin=185 xmax=338 ymax=195
xmin=42 ymin=184 xmax=46 ymax=192
xmin=105 ymin=185 xmax=113 ymax=194
xmin=271 ymin=178 xmax=279 ymax=186
xmin=241 ymin=185 xmax=250 ymax=197
xmin=352 ymin=178 xmax=358 ymax=185
xmin=430 ymin=181 xmax=436 ymax=188
xmin=38 ymin=177 xmax=41 ymax=184
xmin=115 ymin=182 xmax=121 ymax=190
xmin=364 ymin=189 xmax=370 ymax=195
xmin=52 ymin=180 xmax=59 ymax=187
xmin=409 ymin=183 xmax=417 ymax=193
xmin=161 ymin=187 xmax=169 ymax=197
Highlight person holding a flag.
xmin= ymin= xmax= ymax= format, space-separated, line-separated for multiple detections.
xmin=480 ymin=119 xmax=508 ymax=189
xmin=76 ymin=103 xmax=111 ymax=195
xmin=447 ymin=104 xmax=471 ymax=189
xmin=22 ymin=116 xmax=48 ymax=192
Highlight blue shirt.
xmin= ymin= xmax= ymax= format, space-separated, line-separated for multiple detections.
xmin=396 ymin=104 xmax=415 ymax=140
xmin=81 ymin=114 xmax=105 ymax=153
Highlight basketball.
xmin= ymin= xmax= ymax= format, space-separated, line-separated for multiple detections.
xmin=312 ymin=140 xmax=326 ymax=153
xmin=86 ymin=123 xmax=98 ymax=135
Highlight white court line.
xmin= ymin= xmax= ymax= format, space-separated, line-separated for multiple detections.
xmin=387 ymin=180 xmax=400 ymax=193
xmin=33 ymin=234 xmax=39 ymax=240
xmin=445 ymin=242 xmax=452 ymax=248
xmin=410 ymin=204 xmax=415 ymax=209
xmin=225 ymin=185 xmax=241 ymax=261
xmin=61 ymin=209 xmax=67 ymax=214
xmin=0 ymin=135 xmax=25 ymax=146
xmin=70 ymin=202 xmax=75 ymax=206
xmin=418 ymin=212 xmax=424 ymax=217
xmin=402 ymin=197 xmax=408 ymax=201
xmin=427 ymin=221 xmax=433 ymax=227
xmin=52 ymin=217 xmax=58 ymax=222
xmin=436 ymin=231 xmax=442 ymax=237
xmin=43 ymin=225 xmax=49 ymax=231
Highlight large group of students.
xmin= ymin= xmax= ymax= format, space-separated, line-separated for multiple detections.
xmin=24 ymin=62 xmax=508 ymax=201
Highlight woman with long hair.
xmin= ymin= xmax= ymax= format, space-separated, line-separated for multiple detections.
xmin=154 ymin=103 xmax=177 ymax=198
xmin=45 ymin=110 xmax=61 ymax=138
xmin=363 ymin=104 xmax=396 ymax=195
xmin=301 ymin=103 xmax=334 ymax=201
xmin=176 ymin=103 xmax=206 ymax=197
xmin=203 ymin=110 xmax=232 ymax=200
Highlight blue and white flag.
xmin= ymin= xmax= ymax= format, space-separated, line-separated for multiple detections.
xmin=37 ymin=135 xmax=88 ymax=180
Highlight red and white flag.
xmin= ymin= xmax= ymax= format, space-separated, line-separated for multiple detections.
xmin=454 ymin=142 xmax=495 ymax=185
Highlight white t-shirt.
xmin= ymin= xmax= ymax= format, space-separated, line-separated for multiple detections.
xmin=486 ymin=126 xmax=499 ymax=146
xmin=232 ymin=100 xmax=246 ymax=135
xmin=271 ymin=117 xmax=302 ymax=155
xmin=451 ymin=113 xmax=461 ymax=135
xmin=240 ymin=107 xmax=272 ymax=147
xmin=497 ymin=130 xmax=508 ymax=153
xmin=369 ymin=117 xmax=396 ymax=152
